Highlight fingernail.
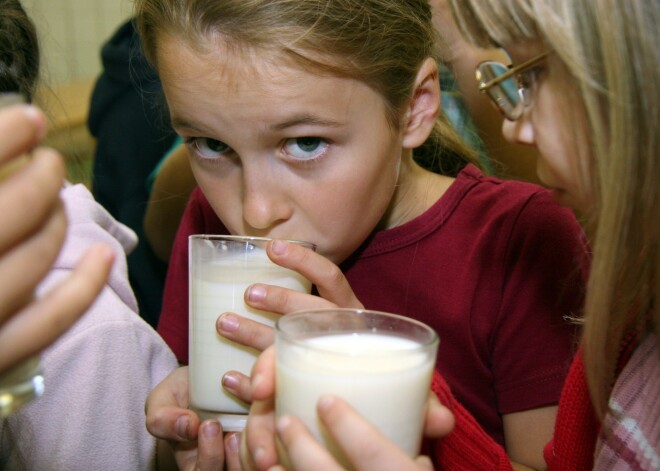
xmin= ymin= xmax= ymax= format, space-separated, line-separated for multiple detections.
xmin=226 ymin=432 xmax=239 ymax=451
xmin=93 ymin=243 xmax=115 ymax=262
xmin=246 ymin=284 xmax=266 ymax=302
xmin=222 ymin=373 xmax=239 ymax=391
xmin=270 ymin=239 xmax=287 ymax=255
xmin=218 ymin=313 xmax=239 ymax=333
xmin=276 ymin=415 xmax=291 ymax=432
xmin=317 ymin=395 xmax=336 ymax=412
xmin=202 ymin=420 xmax=220 ymax=438
xmin=175 ymin=415 xmax=191 ymax=439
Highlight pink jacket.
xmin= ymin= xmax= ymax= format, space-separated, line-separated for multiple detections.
xmin=0 ymin=183 xmax=178 ymax=470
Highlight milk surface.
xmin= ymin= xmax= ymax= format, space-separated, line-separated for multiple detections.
xmin=190 ymin=248 xmax=311 ymax=413
xmin=276 ymin=332 xmax=435 ymax=465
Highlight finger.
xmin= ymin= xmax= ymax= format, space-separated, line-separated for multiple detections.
xmin=0 ymin=243 xmax=114 ymax=372
xmin=250 ymin=346 xmax=276 ymax=401
xmin=266 ymin=240 xmax=363 ymax=308
xmin=316 ymin=395 xmax=414 ymax=471
xmin=222 ymin=370 xmax=253 ymax=404
xmin=275 ymin=414 xmax=345 ymax=471
xmin=245 ymin=283 xmax=337 ymax=314
xmin=0 ymin=197 xmax=66 ymax=324
xmin=217 ymin=312 xmax=275 ymax=351
xmin=148 ymin=407 xmax=200 ymax=444
xmin=173 ymin=439 xmax=203 ymax=471
xmin=242 ymin=397 xmax=278 ymax=471
xmin=0 ymin=104 xmax=47 ymax=162
xmin=145 ymin=366 xmax=201 ymax=442
xmin=224 ymin=432 xmax=242 ymax=471
xmin=196 ymin=420 xmax=225 ymax=471
xmin=0 ymin=147 xmax=65 ymax=251
xmin=239 ymin=432 xmax=259 ymax=471
xmin=423 ymin=391 xmax=455 ymax=438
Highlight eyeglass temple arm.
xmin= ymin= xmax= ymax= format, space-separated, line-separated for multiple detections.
xmin=478 ymin=51 xmax=551 ymax=92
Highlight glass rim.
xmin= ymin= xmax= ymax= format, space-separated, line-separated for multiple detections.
xmin=276 ymin=307 xmax=439 ymax=353
xmin=476 ymin=62 xmax=525 ymax=120
xmin=483 ymin=83 xmax=524 ymax=120
xmin=189 ymin=234 xmax=316 ymax=250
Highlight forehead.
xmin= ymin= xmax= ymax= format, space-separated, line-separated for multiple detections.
xmin=156 ymin=34 xmax=389 ymax=130
xmin=157 ymin=33 xmax=286 ymax=91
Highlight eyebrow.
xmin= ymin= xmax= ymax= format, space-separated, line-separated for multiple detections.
xmin=270 ymin=114 xmax=345 ymax=131
xmin=170 ymin=117 xmax=205 ymax=133
xmin=171 ymin=113 xmax=345 ymax=136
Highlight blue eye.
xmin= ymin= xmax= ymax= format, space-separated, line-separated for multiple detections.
xmin=283 ymin=137 xmax=328 ymax=161
xmin=187 ymin=137 xmax=231 ymax=159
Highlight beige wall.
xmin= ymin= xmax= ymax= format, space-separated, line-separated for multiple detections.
xmin=22 ymin=0 xmax=133 ymax=85
xmin=16 ymin=1 xmax=133 ymax=184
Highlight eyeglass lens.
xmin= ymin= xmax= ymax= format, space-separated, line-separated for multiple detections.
xmin=476 ymin=62 xmax=523 ymax=120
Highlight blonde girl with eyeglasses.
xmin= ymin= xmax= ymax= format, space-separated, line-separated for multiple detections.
xmin=445 ymin=0 xmax=660 ymax=468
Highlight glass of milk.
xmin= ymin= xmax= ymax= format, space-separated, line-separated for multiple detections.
xmin=275 ymin=308 xmax=439 ymax=469
xmin=188 ymin=235 xmax=314 ymax=431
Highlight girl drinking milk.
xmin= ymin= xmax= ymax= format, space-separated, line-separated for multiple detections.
xmin=135 ymin=1 xmax=588 ymax=468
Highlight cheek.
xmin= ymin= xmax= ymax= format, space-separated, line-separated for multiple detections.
xmin=306 ymin=177 xmax=392 ymax=254
xmin=191 ymin=166 xmax=242 ymax=226
xmin=572 ymin=126 xmax=596 ymax=209
xmin=305 ymin=157 xmax=400 ymax=262
xmin=531 ymin=98 xmax=575 ymax=182
xmin=535 ymin=136 xmax=577 ymax=185
xmin=556 ymin=116 xmax=590 ymax=194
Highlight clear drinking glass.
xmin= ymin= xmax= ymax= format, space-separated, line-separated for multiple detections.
xmin=188 ymin=235 xmax=315 ymax=431
xmin=0 ymin=356 xmax=44 ymax=417
xmin=275 ymin=308 xmax=439 ymax=469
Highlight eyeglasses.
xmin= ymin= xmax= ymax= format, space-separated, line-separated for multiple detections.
xmin=475 ymin=51 xmax=551 ymax=121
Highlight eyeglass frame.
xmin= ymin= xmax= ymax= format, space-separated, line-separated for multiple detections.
xmin=476 ymin=50 xmax=552 ymax=120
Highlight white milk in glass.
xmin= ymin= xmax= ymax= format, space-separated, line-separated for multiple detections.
xmin=276 ymin=332 xmax=435 ymax=467
xmin=189 ymin=239 xmax=311 ymax=417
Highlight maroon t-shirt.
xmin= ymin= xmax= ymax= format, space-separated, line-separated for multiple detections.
xmin=158 ymin=165 xmax=587 ymax=445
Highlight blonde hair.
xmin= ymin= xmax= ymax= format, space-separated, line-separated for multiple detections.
xmin=134 ymin=0 xmax=482 ymax=177
xmin=448 ymin=0 xmax=660 ymax=418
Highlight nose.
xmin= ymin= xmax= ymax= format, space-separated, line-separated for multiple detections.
xmin=241 ymin=167 xmax=291 ymax=231
xmin=501 ymin=114 xmax=535 ymax=146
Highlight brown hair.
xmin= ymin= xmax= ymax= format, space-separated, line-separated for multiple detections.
xmin=0 ymin=0 xmax=39 ymax=101
xmin=135 ymin=0 xmax=483 ymax=176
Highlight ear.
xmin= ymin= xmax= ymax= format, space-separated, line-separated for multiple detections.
xmin=402 ymin=58 xmax=441 ymax=149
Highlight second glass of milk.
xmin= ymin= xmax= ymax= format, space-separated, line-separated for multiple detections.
xmin=275 ymin=308 xmax=439 ymax=469
xmin=189 ymin=235 xmax=314 ymax=431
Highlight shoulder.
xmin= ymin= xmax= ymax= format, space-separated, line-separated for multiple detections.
xmin=458 ymin=164 xmax=552 ymax=206
xmin=58 ymin=183 xmax=138 ymax=255
xmin=38 ymin=266 xmax=171 ymax=362
xmin=451 ymin=167 xmax=589 ymax=276
xmin=456 ymin=165 xmax=584 ymax=237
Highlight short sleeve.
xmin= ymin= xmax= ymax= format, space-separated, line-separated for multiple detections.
xmin=492 ymin=191 xmax=588 ymax=413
